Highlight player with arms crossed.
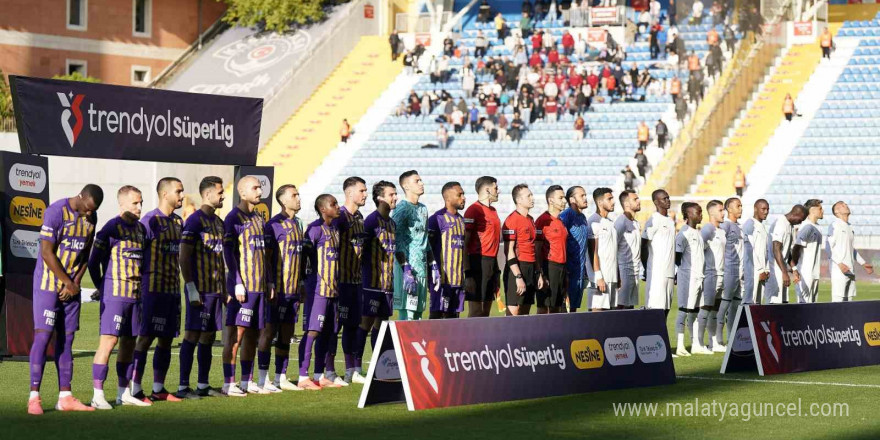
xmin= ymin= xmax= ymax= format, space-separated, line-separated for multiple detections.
xmin=715 ymin=197 xmax=744 ymax=346
xmin=502 ymin=184 xmax=542 ymax=315
xmin=675 ymin=202 xmax=711 ymax=356
xmin=89 ymin=186 xmax=148 ymax=409
xmin=393 ymin=170 xmax=440 ymax=321
xmin=826 ymin=201 xmax=874 ymax=302
xmin=560 ymin=186 xmax=590 ymax=312
xmin=428 ymin=182 xmax=467 ymax=319
xmin=765 ymin=205 xmax=807 ymax=304
xmin=535 ymin=185 xmax=569 ymax=314
xmin=614 ymin=190 xmax=641 ymax=310
xmin=742 ymin=199 xmax=770 ymax=304
xmin=586 ymin=188 xmax=618 ymax=311
xmin=177 ymin=176 xmax=227 ymax=398
xmin=641 ymin=189 xmax=675 ymax=315
xmin=790 ymin=200 xmax=824 ymax=303
xmin=700 ymin=200 xmax=727 ymax=353
xmin=28 ymin=184 xmax=102 ymax=415
xmin=463 ymin=176 xmax=501 ymax=318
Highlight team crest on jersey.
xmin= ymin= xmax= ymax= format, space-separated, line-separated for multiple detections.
xmin=213 ymin=31 xmax=311 ymax=77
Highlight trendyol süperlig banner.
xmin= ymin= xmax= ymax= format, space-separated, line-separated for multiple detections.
xmin=9 ymin=75 xmax=263 ymax=165
xmin=359 ymin=310 xmax=676 ymax=411
xmin=721 ymin=302 xmax=880 ymax=376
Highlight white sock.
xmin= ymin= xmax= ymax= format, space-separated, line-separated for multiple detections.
xmin=30 ymin=391 xmax=40 ymax=400
xmin=178 ymin=385 xmax=188 ymax=392
xmin=315 ymin=373 xmax=324 ymax=381
xmin=131 ymin=382 xmax=143 ymax=395
xmin=346 ymin=368 xmax=355 ymax=376
xmin=93 ymin=388 xmax=105 ymax=401
xmin=197 ymin=383 xmax=209 ymax=390
xmin=118 ymin=387 xmax=128 ymax=398
xmin=258 ymin=369 xmax=268 ymax=387
xmin=59 ymin=391 xmax=72 ymax=398
xmin=299 ymin=375 xmax=310 ymax=383
xmin=153 ymin=382 xmax=164 ymax=394
xmin=676 ymin=333 xmax=686 ymax=350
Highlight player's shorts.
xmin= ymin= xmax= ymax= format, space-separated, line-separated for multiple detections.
xmin=795 ymin=278 xmax=819 ymax=304
xmin=226 ymin=291 xmax=268 ymax=330
xmin=722 ymin=272 xmax=742 ymax=301
xmin=362 ymin=288 xmax=393 ymax=318
xmin=99 ymin=300 xmax=141 ymax=337
xmin=32 ymin=288 xmax=81 ymax=333
xmin=617 ymin=270 xmax=639 ymax=307
xmin=831 ymin=270 xmax=857 ymax=302
xmin=139 ymin=292 xmax=181 ymax=338
xmin=537 ymin=262 xmax=567 ymax=309
xmin=393 ymin=263 xmax=428 ymax=313
xmin=587 ymin=282 xmax=618 ymax=310
xmin=677 ymin=278 xmax=704 ymax=310
xmin=337 ymin=283 xmax=362 ymax=329
xmin=701 ymin=274 xmax=719 ymax=307
xmin=567 ymin=268 xmax=586 ymax=310
xmin=430 ymin=284 xmax=466 ymax=314
xmin=184 ymin=294 xmax=224 ymax=332
xmin=504 ymin=261 xmax=538 ymax=307
xmin=646 ymin=277 xmax=674 ymax=310
xmin=269 ymin=295 xmax=300 ymax=325
xmin=306 ymin=295 xmax=338 ymax=333
xmin=466 ymin=255 xmax=500 ymax=303
xmin=766 ymin=266 xmax=789 ymax=304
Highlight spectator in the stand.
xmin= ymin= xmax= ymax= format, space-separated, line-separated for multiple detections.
xmin=707 ymin=27 xmax=720 ymax=49
xmin=650 ymin=22 xmax=662 ymax=59
xmin=574 ymin=115 xmax=585 ymax=141
xmin=451 ymin=107 xmax=464 ymax=133
xmin=656 ymin=119 xmax=669 ymax=149
xmin=340 ymin=119 xmax=351 ymax=143
xmin=638 ymin=9 xmax=651 ymax=37
xmin=548 ymin=47 xmax=560 ymax=66
xmin=575 ymin=34 xmax=588 ymax=58
xmin=587 ymin=69 xmax=600 ymax=92
xmin=675 ymin=96 xmax=687 ymax=123
xmin=389 ymin=30 xmax=401 ymax=61
xmin=498 ymin=113 xmax=509 ymax=141
xmin=522 ymin=0 xmax=533 ymax=16
xmin=510 ymin=112 xmax=524 ymax=142
xmin=479 ymin=0 xmax=492 ymax=23
xmin=544 ymin=78 xmax=559 ymax=100
xmin=637 ymin=121 xmax=650 ymax=149
xmin=531 ymin=30 xmax=543 ymax=52
xmin=705 ymin=50 xmax=718 ymax=79
xmin=443 ymin=36 xmax=454 ymax=57
xmin=688 ymin=73 xmax=703 ymax=104
xmin=650 ymin=0 xmax=661 ymax=23
xmin=469 ymin=105 xmax=480 ymax=133
xmin=542 ymin=30 xmax=555 ymax=51
xmin=422 ymin=93 xmax=432 ymax=115
xmin=521 ymin=11 xmax=533 ymax=38
xmin=403 ymin=51 xmax=414 ymax=75
xmin=782 ymin=93 xmax=795 ymax=122
xmin=529 ymin=50 xmax=543 ymax=68
xmin=443 ymin=96 xmax=454 ymax=121
xmin=518 ymin=91 xmax=533 ymax=126
xmin=629 ymin=63 xmax=639 ymax=89
xmin=562 ymin=31 xmax=575 ymax=56
xmin=483 ymin=117 xmax=497 ymax=142
xmin=545 ymin=95 xmax=559 ymax=121
xmin=670 ymin=75 xmax=681 ymax=102
xmin=576 ymin=83 xmax=591 ymax=113
xmin=437 ymin=124 xmax=449 ymax=149
xmin=486 ymin=95 xmax=498 ymax=122
xmin=692 ymin=0 xmax=704 ymax=25
xmin=475 ymin=31 xmax=489 ymax=58
xmin=606 ymin=74 xmax=617 ymax=100
xmin=496 ymin=13 xmax=508 ymax=40
xmin=463 ymin=65 xmax=476 ymax=97
xmin=687 ymin=51 xmax=701 ymax=76
xmin=456 ymin=97 xmax=468 ymax=114
xmin=634 ymin=148 xmax=648 ymax=178
xmin=622 ymin=166 xmax=637 ymax=191
xmin=514 ymin=46 xmax=528 ymax=66
xmin=566 ymin=94 xmax=577 ymax=116
xmin=724 ymin=24 xmax=736 ymax=53
xmin=820 ymin=27 xmax=833 ymax=60
xmin=733 ymin=166 xmax=745 ymax=197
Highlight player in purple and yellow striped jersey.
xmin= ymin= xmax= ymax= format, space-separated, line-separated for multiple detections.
xmin=299 ymin=194 xmax=342 ymax=390
xmin=256 ymin=184 xmax=306 ymax=392
xmin=130 ymin=178 xmax=185 ymax=403
xmin=28 ymin=185 xmax=103 ymax=415
xmin=352 ymin=181 xmax=397 ymax=383
xmin=428 ymin=182 xmax=467 ymax=319
xmin=222 ymin=176 xmax=272 ymax=396
xmin=327 ymin=177 xmax=367 ymax=386
xmin=177 ymin=177 xmax=227 ymax=398
xmin=88 ymin=186 xmax=149 ymax=410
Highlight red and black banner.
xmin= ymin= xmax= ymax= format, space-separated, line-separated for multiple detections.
xmin=721 ymin=302 xmax=880 ymax=376
xmin=359 ymin=310 xmax=675 ymax=411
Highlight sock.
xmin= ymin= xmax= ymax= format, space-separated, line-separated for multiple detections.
xmin=299 ymin=335 xmax=316 ymax=377
xmin=223 ymin=363 xmax=236 ymax=385
xmin=355 ymin=326 xmax=369 ymax=369
xmin=257 ymin=350 xmax=271 ymax=386
xmin=675 ymin=310 xmax=686 ymax=334
xmin=179 ymin=339 xmax=196 ymax=389
xmin=92 ymin=363 xmax=109 ymax=391
xmin=116 ymin=361 xmax=133 ymax=389
xmin=707 ymin=310 xmax=718 ymax=345
xmin=152 ymin=346 xmax=171 ymax=392
xmin=275 ymin=354 xmax=287 ymax=377
xmin=342 ymin=325 xmax=356 ymax=370
xmin=197 ymin=342 xmax=213 ymax=386
xmin=29 ymin=331 xmax=52 ymax=391
xmin=240 ymin=360 xmax=254 ymax=386
xmin=282 ymin=357 xmax=289 ymax=375
xmin=370 ymin=327 xmax=380 ymax=350
xmin=118 ymin=386 xmax=128 ymax=399
xmin=696 ymin=309 xmax=709 ymax=346
xmin=30 ymin=391 xmax=40 ymax=400
xmin=325 ymin=332 xmax=338 ymax=374
xmin=131 ymin=350 xmax=148 ymax=394
xmin=298 ymin=336 xmax=306 ymax=370
xmin=54 ymin=331 xmax=75 ymax=390
xmin=716 ymin=299 xmax=730 ymax=344
xmin=93 ymin=388 xmax=105 ymax=401
xmin=686 ymin=312 xmax=697 ymax=344
xmin=727 ymin=298 xmax=742 ymax=334
xmin=676 ymin=333 xmax=686 ymax=352
xmin=59 ymin=391 xmax=72 ymax=398
xmin=314 ymin=335 xmax=328 ymax=376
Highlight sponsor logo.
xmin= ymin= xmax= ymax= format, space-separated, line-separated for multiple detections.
xmin=190 ymin=73 xmax=271 ymax=96
xmin=8 ymin=163 xmax=47 ymax=194
xmin=732 ymin=327 xmax=754 ymax=353
xmin=251 ymin=175 xmax=272 ymax=199
xmin=604 ymin=337 xmax=636 ymax=366
xmin=254 ymin=203 xmax=270 ymax=223
xmin=570 ymin=339 xmax=604 ymax=369
xmin=760 ymin=321 xmax=781 ymax=364
xmin=58 ymin=92 xmax=85 ymax=147
xmin=864 ymin=322 xmax=880 ymax=347
xmin=10 ymin=229 xmax=40 ymax=259
xmin=636 ymin=335 xmax=667 ymax=363
xmin=10 ymin=196 xmax=46 ymax=226
xmin=410 ymin=340 xmax=440 ymax=394
xmin=442 ymin=343 xmax=566 ymax=374
xmin=375 ymin=349 xmax=401 ymax=380
xmin=213 ymin=32 xmax=311 ymax=77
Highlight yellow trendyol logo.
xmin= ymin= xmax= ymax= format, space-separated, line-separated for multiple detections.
xmin=570 ymin=339 xmax=604 ymax=369
xmin=10 ymin=196 xmax=45 ymax=226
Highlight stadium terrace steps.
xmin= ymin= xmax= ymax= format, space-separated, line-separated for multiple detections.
xmin=256 ymin=36 xmax=403 ymax=188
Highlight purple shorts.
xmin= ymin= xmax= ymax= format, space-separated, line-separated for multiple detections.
xmin=226 ymin=291 xmax=267 ymax=330
xmin=337 ymin=283 xmax=361 ymax=329
xmin=139 ymin=292 xmax=181 ymax=338
xmin=32 ymin=288 xmax=81 ymax=333
xmin=184 ymin=294 xmax=224 ymax=332
xmin=100 ymin=300 xmax=141 ymax=337
xmin=430 ymin=284 xmax=466 ymax=314
xmin=305 ymin=294 xmax=337 ymax=333
xmin=361 ymin=288 xmax=393 ymax=318
xmin=269 ymin=296 xmax=300 ymax=325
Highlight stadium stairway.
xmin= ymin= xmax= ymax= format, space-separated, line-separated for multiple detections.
xmin=255 ymin=36 xmax=403 ymax=188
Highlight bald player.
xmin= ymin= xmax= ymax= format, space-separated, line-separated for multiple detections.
xmin=463 ymin=176 xmax=501 ymax=317
xmin=700 ymin=200 xmax=726 ymax=353
xmin=586 ymin=188 xmax=618 ymax=311
xmin=222 ymin=176 xmax=271 ymax=396
xmin=560 ymin=186 xmax=590 ymax=312
xmin=826 ymin=201 xmax=874 ymax=302
xmin=393 ymin=170 xmax=440 ymax=321
xmin=791 ymin=199 xmax=824 ymax=303
xmin=743 ymin=199 xmax=770 ymax=304
xmin=614 ymin=190 xmax=641 ymax=310
xmin=715 ymin=197 xmax=744 ymax=346
xmin=765 ymin=205 xmax=807 ymax=304
xmin=428 ymin=182 xmax=467 ymax=319
xmin=641 ymin=189 xmax=676 ymax=314
xmin=675 ymin=202 xmax=710 ymax=356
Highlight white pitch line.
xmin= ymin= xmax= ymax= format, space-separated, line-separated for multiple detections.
xmin=677 ymin=375 xmax=880 ymax=389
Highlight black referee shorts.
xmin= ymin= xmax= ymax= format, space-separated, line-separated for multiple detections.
xmin=537 ymin=261 xmax=567 ymax=308
xmin=504 ymin=261 xmax=538 ymax=307
xmin=466 ymin=254 xmax=500 ymax=303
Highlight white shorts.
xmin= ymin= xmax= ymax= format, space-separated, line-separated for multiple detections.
xmin=831 ymin=270 xmax=856 ymax=302
xmin=617 ymin=273 xmax=639 ymax=307
xmin=587 ymin=282 xmax=618 ymax=310
xmin=678 ymin=282 xmax=703 ymax=310
xmin=766 ymin=266 xmax=789 ymax=304
xmin=795 ymin=277 xmax=819 ymax=303
xmin=646 ymin=277 xmax=674 ymax=310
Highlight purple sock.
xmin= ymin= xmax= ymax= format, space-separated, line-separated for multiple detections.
xmin=55 ymin=331 xmax=75 ymax=389
xmin=117 ymin=361 xmax=133 ymax=388
xmin=29 ymin=331 xmax=52 ymax=390
xmin=315 ymin=335 xmax=328 ymax=375
xmin=298 ymin=335 xmax=316 ymax=377
xmin=370 ymin=327 xmax=380 ymax=350
xmin=240 ymin=360 xmax=254 ymax=383
xmin=342 ymin=325 xmax=356 ymax=370
xmin=179 ymin=340 xmax=196 ymax=388
xmin=92 ymin=363 xmax=109 ymax=390
xmin=131 ymin=350 xmax=148 ymax=386
xmin=153 ymin=346 xmax=171 ymax=384
xmin=355 ymin=326 xmax=369 ymax=369
xmin=223 ymin=363 xmax=235 ymax=384
xmin=197 ymin=343 xmax=213 ymax=385
xmin=275 ymin=354 xmax=287 ymax=376
xmin=257 ymin=350 xmax=271 ymax=371
xmin=282 ymin=357 xmax=289 ymax=375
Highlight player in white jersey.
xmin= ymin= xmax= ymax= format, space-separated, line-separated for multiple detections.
xmin=699 ymin=200 xmax=726 ymax=353
xmin=826 ymin=201 xmax=874 ymax=302
xmin=716 ymin=197 xmax=744 ymax=346
xmin=586 ymin=188 xmax=618 ymax=311
xmin=675 ymin=202 xmax=711 ymax=356
xmin=742 ymin=200 xmax=770 ymax=304
xmin=614 ymin=190 xmax=641 ymax=310
xmin=791 ymin=200 xmax=824 ymax=303
xmin=765 ymin=205 xmax=807 ymax=304
xmin=641 ymin=189 xmax=676 ymax=314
